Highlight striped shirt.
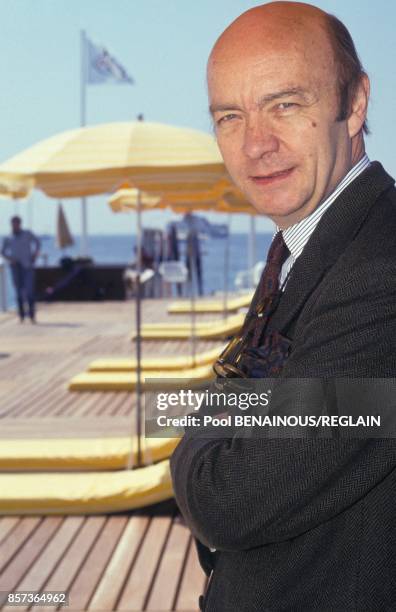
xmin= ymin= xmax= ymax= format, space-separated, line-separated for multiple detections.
xmin=279 ymin=154 xmax=370 ymax=286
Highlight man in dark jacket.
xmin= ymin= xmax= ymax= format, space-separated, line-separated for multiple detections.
xmin=170 ymin=2 xmax=396 ymax=610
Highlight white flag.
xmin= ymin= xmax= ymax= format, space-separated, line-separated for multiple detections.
xmin=85 ymin=36 xmax=134 ymax=85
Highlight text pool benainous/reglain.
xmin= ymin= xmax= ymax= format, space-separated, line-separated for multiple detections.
xmin=156 ymin=414 xmax=381 ymax=428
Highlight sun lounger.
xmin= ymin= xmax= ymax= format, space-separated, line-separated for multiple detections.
xmin=88 ymin=344 xmax=226 ymax=372
xmin=167 ymin=292 xmax=254 ymax=314
xmin=0 ymin=460 xmax=173 ymax=514
xmin=0 ymin=436 xmax=178 ymax=471
xmin=134 ymin=313 xmax=244 ymax=340
xmin=69 ymin=363 xmax=214 ymax=391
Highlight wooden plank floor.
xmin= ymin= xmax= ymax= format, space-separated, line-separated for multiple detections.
xmin=0 ymin=300 xmax=222 ymax=611
xmin=0 ymin=504 xmax=207 ymax=611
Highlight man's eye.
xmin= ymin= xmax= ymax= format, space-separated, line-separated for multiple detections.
xmin=216 ymin=114 xmax=238 ymax=126
xmin=276 ymin=102 xmax=297 ymax=111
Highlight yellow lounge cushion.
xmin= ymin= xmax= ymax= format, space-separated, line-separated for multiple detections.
xmin=133 ymin=313 xmax=243 ymax=340
xmin=88 ymin=344 xmax=225 ymax=372
xmin=167 ymin=292 xmax=253 ymax=314
xmin=0 ymin=460 xmax=173 ymax=514
xmin=0 ymin=436 xmax=179 ymax=471
xmin=140 ymin=313 xmax=243 ymax=332
xmin=69 ymin=364 xmax=214 ymax=391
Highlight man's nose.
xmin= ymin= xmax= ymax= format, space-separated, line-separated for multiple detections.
xmin=242 ymin=118 xmax=279 ymax=160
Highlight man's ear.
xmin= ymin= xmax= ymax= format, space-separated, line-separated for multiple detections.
xmin=347 ymin=73 xmax=370 ymax=138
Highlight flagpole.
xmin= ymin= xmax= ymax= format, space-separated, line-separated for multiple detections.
xmin=80 ymin=29 xmax=88 ymax=257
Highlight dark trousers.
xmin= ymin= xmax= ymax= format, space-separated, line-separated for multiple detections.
xmin=11 ymin=263 xmax=36 ymax=320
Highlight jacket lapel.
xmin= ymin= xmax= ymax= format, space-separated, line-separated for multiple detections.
xmin=269 ymin=162 xmax=395 ymax=336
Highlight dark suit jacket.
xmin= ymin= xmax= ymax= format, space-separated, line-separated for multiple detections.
xmin=170 ymin=162 xmax=396 ymax=611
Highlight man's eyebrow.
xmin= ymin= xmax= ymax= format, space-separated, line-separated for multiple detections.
xmin=209 ymin=103 xmax=242 ymax=115
xmin=258 ymin=88 xmax=311 ymax=105
xmin=209 ymin=88 xmax=311 ymax=115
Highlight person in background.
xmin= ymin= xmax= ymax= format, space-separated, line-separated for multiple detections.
xmin=184 ymin=213 xmax=203 ymax=296
xmin=167 ymin=222 xmax=180 ymax=262
xmin=1 ymin=216 xmax=40 ymax=322
xmin=166 ymin=222 xmax=183 ymax=296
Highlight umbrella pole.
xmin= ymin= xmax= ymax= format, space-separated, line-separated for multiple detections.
xmin=28 ymin=194 xmax=34 ymax=230
xmin=128 ymin=189 xmax=143 ymax=469
xmin=222 ymin=214 xmax=231 ymax=319
xmin=188 ymin=240 xmax=197 ymax=368
xmin=191 ymin=261 xmax=197 ymax=367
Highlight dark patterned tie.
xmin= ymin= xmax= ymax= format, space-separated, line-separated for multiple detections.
xmin=250 ymin=231 xmax=289 ymax=347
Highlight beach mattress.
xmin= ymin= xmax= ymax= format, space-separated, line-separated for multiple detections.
xmin=167 ymin=292 xmax=253 ymax=314
xmin=88 ymin=344 xmax=225 ymax=372
xmin=0 ymin=436 xmax=178 ymax=471
xmin=0 ymin=459 xmax=173 ymax=514
xmin=135 ymin=313 xmax=243 ymax=340
xmin=69 ymin=364 xmax=214 ymax=391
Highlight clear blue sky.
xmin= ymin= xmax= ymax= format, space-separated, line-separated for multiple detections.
xmin=0 ymin=0 xmax=395 ymax=237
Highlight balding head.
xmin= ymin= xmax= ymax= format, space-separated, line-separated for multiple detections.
xmin=207 ymin=1 xmax=369 ymax=227
xmin=210 ymin=2 xmax=327 ymax=62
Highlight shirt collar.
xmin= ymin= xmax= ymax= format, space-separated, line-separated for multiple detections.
xmin=280 ymin=154 xmax=370 ymax=260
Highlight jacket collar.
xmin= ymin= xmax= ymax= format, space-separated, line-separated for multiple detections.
xmin=269 ymin=161 xmax=395 ymax=336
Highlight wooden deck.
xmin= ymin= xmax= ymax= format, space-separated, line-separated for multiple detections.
xmin=0 ymin=300 xmax=220 ymax=611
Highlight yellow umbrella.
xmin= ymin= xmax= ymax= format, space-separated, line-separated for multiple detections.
xmin=0 ymin=121 xmax=226 ymax=198
xmin=0 ymin=121 xmax=229 ymax=468
xmin=108 ymin=186 xmax=256 ymax=215
xmin=108 ymin=188 xmax=166 ymax=213
xmin=109 ymin=190 xmax=216 ymax=213
xmin=0 ymin=178 xmax=33 ymax=200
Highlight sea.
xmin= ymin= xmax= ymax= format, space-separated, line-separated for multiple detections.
xmin=1 ymin=233 xmax=273 ymax=310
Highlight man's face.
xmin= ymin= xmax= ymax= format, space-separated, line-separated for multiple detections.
xmin=11 ymin=218 xmax=21 ymax=234
xmin=208 ymin=22 xmax=353 ymax=228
